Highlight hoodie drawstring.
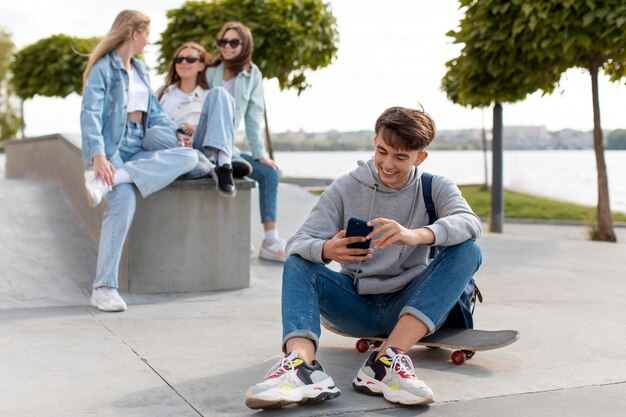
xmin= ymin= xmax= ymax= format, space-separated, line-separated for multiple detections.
xmin=353 ymin=183 xmax=379 ymax=286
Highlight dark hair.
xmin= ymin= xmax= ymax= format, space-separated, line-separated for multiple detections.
xmin=159 ymin=42 xmax=210 ymax=99
xmin=209 ymin=21 xmax=253 ymax=74
xmin=374 ymin=106 xmax=436 ymax=151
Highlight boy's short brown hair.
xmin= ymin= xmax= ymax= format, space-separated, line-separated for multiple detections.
xmin=374 ymin=106 xmax=436 ymax=151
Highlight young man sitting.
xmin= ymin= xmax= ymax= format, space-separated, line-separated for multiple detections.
xmin=244 ymin=106 xmax=482 ymax=409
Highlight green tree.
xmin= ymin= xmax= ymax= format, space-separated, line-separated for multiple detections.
xmin=159 ymin=0 xmax=339 ymax=92
xmin=10 ymin=34 xmax=98 ymax=100
xmin=158 ymin=0 xmax=339 ymax=157
xmin=0 ymin=28 xmax=20 ymax=141
xmin=607 ymin=129 xmax=626 ymax=150
xmin=443 ymin=0 xmax=625 ymax=242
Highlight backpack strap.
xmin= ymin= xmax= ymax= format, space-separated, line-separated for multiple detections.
xmin=421 ymin=172 xmax=437 ymax=259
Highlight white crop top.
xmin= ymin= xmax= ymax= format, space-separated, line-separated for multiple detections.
xmin=127 ymin=66 xmax=149 ymax=112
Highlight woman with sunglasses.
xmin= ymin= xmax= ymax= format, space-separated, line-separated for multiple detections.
xmin=206 ymin=21 xmax=286 ymax=262
xmin=81 ymin=10 xmax=210 ymax=312
xmin=154 ymin=42 xmax=251 ymax=196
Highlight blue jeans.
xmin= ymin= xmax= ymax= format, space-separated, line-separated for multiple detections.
xmin=240 ymin=153 xmax=280 ymax=223
xmin=281 ymin=240 xmax=482 ymax=352
xmin=142 ymin=87 xmax=235 ymax=157
xmin=93 ymin=121 xmax=206 ymax=289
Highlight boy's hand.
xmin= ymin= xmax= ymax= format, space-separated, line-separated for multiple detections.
xmin=322 ymin=230 xmax=373 ymax=264
xmin=368 ymin=218 xmax=435 ymax=249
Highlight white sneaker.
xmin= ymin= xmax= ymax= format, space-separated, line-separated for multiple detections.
xmin=84 ymin=171 xmax=111 ymax=207
xmin=245 ymin=351 xmax=341 ymax=409
xmin=91 ymin=286 xmax=127 ymax=312
xmin=259 ymin=239 xmax=286 ymax=262
xmin=353 ymin=347 xmax=434 ymax=405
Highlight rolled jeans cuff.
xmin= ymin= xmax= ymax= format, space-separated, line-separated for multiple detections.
xmin=282 ymin=330 xmax=320 ymax=354
xmin=400 ymin=306 xmax=436 ymax=336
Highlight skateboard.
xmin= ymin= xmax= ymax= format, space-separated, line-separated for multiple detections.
xmin=322 ymin=317 xmax=519 ymax=365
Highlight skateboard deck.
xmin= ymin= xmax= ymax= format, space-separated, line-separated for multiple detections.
xmin=321 ymin=317 xmax=519 ymax=365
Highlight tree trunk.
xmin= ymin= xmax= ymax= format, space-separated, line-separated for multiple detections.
xmin=20 ymin=99 xmax=25 ymax=139
xmin=490 ymin=102 xmax=503 ymax=233
xmin=263 ymin=100 xmax=274 ymax=160
xmin=482 ymin=108 xmax=488 ymax=188
xmin=589 ymin=60 xmax=616 ymax=242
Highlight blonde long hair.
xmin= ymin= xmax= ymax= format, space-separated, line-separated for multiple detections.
xmin=82 ymin=10 xmax=150 ymax=91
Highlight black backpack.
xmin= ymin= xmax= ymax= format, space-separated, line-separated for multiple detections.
xmin=421 ymin=172 xmax=482 ymax=329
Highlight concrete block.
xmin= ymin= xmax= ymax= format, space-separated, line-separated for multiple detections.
xmin=5 ymin=135 xmax=255 ymax=293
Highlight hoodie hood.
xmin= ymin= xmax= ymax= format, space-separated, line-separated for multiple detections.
xmin=349 ymin=159 xmax=421 ymax=224
xmin=350 ymin=159 xmax=420 ymax=193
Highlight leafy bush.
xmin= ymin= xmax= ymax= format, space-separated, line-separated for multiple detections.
xmin=10 ymin=34 xmax=99 ymax=99
xmin=158 ymin=0 xmax=339 ymax=93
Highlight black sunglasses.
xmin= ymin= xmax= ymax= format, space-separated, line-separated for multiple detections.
xmin=174 ymin=56 xmax=201 ymax=64
xmin=217 ymin=38 xmax=243 ymax=48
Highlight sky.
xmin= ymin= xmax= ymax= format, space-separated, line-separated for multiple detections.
xmin=1 ymin=0 xmax=625 ymax=137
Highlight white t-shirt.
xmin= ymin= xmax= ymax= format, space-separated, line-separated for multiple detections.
xmin=159 ymin=84 xmax=209 ymax=126
xmin=222 ymin=78 xmax=236 ymax=97
xmin=127 ymin=66 xmax=149 ymax=112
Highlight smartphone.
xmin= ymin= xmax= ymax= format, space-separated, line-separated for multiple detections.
xmin=346 ymin=217 xmax=374 ymax=250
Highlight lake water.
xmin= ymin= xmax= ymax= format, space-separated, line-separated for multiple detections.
xmin=274 ymin=150 xmax=626 ymax=213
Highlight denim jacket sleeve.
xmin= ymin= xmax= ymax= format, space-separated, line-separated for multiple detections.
xmin=80 ymin=62 xmax=108 ymax=165
xmin=243 ymin=66 xmax=268 ymax=160
xmin=147 ymin=94 xmax=176 ymax=130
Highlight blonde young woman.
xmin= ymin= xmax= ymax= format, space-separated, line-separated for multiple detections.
xmin=81 ymin=10 xmax=211 ymax=311
xmin=206 ymin=22 xmax=286 ymax=262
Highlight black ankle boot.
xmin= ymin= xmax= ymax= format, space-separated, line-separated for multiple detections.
xmin=212 ymin=164 xmax=236 ymax=197
xmin=232 ymin=159 xmax=253 ymax=178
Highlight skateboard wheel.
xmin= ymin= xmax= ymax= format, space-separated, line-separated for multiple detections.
xmin=355 ymin=339 xmax=369 ymax=353
xmin=451 ymin=350 xmax=466 ymax=365
xmin=373 ymin=340 xmax=383 ymax=348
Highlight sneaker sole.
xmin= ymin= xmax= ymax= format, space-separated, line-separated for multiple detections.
xmin=211 ymin=170 xmax=236 ymax=198
xmin=352 ymin=370 xmax=434 ymax=406
xmin=90 ymin=298 xmax=127 ymax=312
xmin=259 ymin=248 xmax=286 ymax=263
xmin=245 ymin=379 xmax=341 ymax=410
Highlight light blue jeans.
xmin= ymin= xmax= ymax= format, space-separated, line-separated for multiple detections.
xmin=93 ymin=121 xmax=209 ymax=289
xmin=143 ymin=87 xmax=236 ymax=157
xmin=240 ymin=153 xmax=280 ymax=223
xmin=281 ymin=240 xmax=482 ymax=352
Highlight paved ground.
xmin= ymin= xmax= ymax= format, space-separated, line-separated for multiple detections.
xmin=1 ymin=160 xmax=626 ymax=416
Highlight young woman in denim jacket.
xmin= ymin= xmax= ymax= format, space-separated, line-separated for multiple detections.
xmin=80 ymin=10 xmax=210 ymax=312
xmin=205 ymin=22 xmax=286 ymax=262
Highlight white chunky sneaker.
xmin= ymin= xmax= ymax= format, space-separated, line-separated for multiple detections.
xmin=352 ymin=347 xmax=434 ymax=405
xmin=245 ymin=351 xmax=341 ymax=409
xmin=259 ymin=239 xmax=286 ymax=263
xmin=91 ymin=287 xmax=127 ymax=312
xmin=84 ymin=171 xmax=111 ymax=207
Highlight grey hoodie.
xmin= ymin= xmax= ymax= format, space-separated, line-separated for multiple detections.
xmin=286 ymin=158 xmax=482 ymax=295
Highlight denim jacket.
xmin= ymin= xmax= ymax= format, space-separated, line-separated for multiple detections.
xmin=80 ymin=50 xmax=175 ymax=165
xmin=205 ymin=63 xmax=267 ymax=159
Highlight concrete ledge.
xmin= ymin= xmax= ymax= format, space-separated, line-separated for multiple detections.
xmin=5 ymin=135 xmax=255 ymax=293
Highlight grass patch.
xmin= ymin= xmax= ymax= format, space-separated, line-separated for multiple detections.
xmin=307 ymin=183 xmax=626 ymax=223
xmin=459 ymin=184 xmax=626 ymax=222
